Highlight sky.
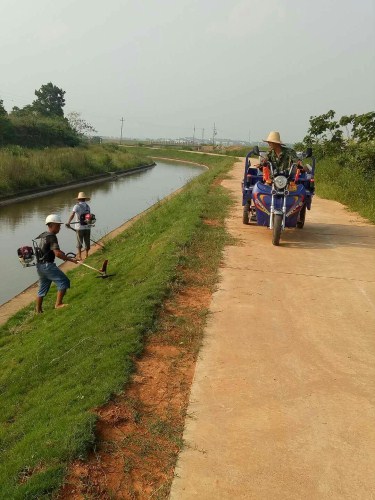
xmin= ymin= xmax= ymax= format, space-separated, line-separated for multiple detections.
xmin=1 ymin=0 xmax=374 ymax=143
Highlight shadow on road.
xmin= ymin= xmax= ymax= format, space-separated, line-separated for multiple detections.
xmin=279 ymin=222 xmax=375 ymax=250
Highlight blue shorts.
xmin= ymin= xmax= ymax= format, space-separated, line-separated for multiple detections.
xmin=36 ymin=262 xmax=70 ymax=297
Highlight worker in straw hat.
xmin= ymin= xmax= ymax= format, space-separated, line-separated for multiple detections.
xmin=263 ymin=131 xmax=296 ymax=173
xmin=66 ymin=192 xmax=92 ymax=260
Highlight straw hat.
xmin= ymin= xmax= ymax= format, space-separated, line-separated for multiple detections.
xmin=76 ymin=191 xmax=91 ymax=201
xmin=263 ymin=131 xmax=282 ymax=144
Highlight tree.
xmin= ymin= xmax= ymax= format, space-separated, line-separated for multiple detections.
xmin=305 ymin=110 xmax=375 ymax=146
xmin=32 ymin=82 xmax=66 ymax=117
xmin=352 ymin=112 xmax=375 ymax=142
xmin=0 ymin=99 xmax=7 ymax=117
xmin=339 ymin=114 xmax=356 ymax=139
xmin=66 ymin=111 xmax=97 ymax=137
xmin=0 ymin=99 xmax=15 ymax=145
xmin=304 ymin=110 xmax=343 ymax=145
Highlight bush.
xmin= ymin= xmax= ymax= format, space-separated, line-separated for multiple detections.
xmin=8 ymin=115 xmax=80 ymax=148
xmin=0 ymin=116 xmax=15 ymax=146
xmin=315 ymin=148 xmax=375 ymax=224
xmin=0 ymin=145 xmax=151 ymax=197
xmin=102 ymin=143 xmax=120 ymax=152
xmin=336 ymin=142 xmax=375 ymax=179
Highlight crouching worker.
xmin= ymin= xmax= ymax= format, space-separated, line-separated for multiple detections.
xmin=35 ymin=214 xmax=79 ymax=313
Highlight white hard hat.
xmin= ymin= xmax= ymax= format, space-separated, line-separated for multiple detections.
xmin=45 ymin=214 xmax=63 ymax=225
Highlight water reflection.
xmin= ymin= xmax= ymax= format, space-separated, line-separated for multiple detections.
xmin=0 ymin=171 xmax=147 ymax=227
xmin=0 ymin=161 xmax=204 ymax=306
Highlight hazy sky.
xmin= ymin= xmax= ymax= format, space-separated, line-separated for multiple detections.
xmin=1 ymin=0 xmax=374 ymax=143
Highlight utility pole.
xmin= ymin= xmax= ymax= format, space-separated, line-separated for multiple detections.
xmin=212 ymin=123 xmax=217 ymax=146
xmin=120 ymin=117 xmax=124 ymax=144
xmin=201 ymin=128 xmax=205 ymax=144
xmin=249 ymin=129 xmax=251 ymax=145
xmin=193 ymin=124 xmax=195 ymax=145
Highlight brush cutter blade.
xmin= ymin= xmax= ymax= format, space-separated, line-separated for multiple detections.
xmin=95 ymin=260 xmax=114 ymax=278
xmin=99 ymin=260 xmax=108 ymax=274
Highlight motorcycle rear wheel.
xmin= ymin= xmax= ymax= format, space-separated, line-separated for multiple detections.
xmin=297 ymin=204 xmax=306 ymax=229
xmin=243 ymin=203 xmax=250 ymax=224
xmin=272 ymin=214 xmax=282 ymax=246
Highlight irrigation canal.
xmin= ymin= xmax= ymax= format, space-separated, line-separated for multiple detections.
xmin=0 ymin=160 xmax=205 ymax=306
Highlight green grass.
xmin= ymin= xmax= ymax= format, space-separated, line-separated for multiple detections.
xmin=215 ymin=146 xmax=257 ymax=157
xmin=0 ymin=151 xmax=234 ymax=499
xmin=0 ymin=144 xmax=151 ymax=198
xmin=316 ymin=157 xmax=375 ymax=224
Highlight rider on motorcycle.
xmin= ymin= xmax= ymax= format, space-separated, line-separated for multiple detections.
xmin=259 ymin=131 xmax=298 ymax=184
xmin=263 ymin=131 xmax=297 ymax=173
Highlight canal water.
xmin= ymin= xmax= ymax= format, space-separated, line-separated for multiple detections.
xmin=0 ymin=160 xmax=205 ymax=306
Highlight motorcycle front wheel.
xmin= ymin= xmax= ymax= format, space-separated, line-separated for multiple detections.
xmin=272 ymin=214 xmax=282 ymax=246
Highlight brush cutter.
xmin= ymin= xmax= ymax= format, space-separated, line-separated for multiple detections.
xmin=66 ymin=224 xmax=105 ymax=249
xmin=66 ymin=254 xmax=114 ymax=279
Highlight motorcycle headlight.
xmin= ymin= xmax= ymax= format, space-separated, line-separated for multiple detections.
xmin=274 ymin=175 xmax=287 ymax=189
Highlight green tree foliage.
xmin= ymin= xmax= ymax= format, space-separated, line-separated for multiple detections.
xmin=0 ymin=99 xmax=7 ymax=117
xmin=10 ymin=114 xmax=79 ymax=147
xmin=305 ymin=110 xmax=375 ymax=146
xmin=304 ymin=110 xmax=343 ymax=147
xmin=293 ymin=141 xmax=305 ymax=152
xmin=0 ymin=84 xmax=82 ymax=147
xmin=32 ymin=82 xmax=66 ymax=117
xmin=303 ymin=109 xmax=375 ymax=161
xmin=337 ymin=141 xmax=375 ymax=179
xmin=339 ymin=112 xmax=375 ymax=142
xmin=339 ymin=114 xmax=356 ymax=139
xmin=0 ymin=98 xmax=15 ymax=146
xmin=352 ymin=112 xmax=375 ymax=142
xmin=10 ymin=104 xmax=35 ymax=117
xmin=299 ymin=110 xmax=375 ymax=180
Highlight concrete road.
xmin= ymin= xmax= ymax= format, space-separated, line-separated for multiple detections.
xmin=170 ymin=161 xmax=375 ymax=500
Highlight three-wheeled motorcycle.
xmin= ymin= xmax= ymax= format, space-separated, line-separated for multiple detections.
xmin=242 ymin=146 xmax=316 ymax=245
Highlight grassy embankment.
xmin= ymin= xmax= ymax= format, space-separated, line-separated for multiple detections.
xmin=0 ymin=150 xmax=235 ymax=499
xmin=315 ymin=156 xmax=375 ymax=224
xmin=0 ymin=144 xmax=151 ymax=198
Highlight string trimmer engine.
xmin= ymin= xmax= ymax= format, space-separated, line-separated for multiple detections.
xmin=79 ymin=213 xmax=96 ymax=226
xmin=17 ymin=246 xmax=35 ymax=267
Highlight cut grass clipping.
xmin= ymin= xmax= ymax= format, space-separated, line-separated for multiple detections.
xmin=0 ymin=151 xmax=234 ymax=499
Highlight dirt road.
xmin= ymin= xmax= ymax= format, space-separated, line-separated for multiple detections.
xmin=170 ymin=160 xmax=375 ymax=499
